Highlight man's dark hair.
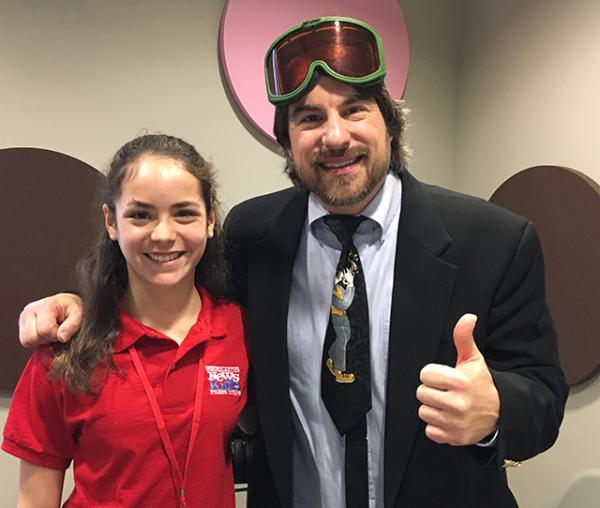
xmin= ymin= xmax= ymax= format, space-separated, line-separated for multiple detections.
xmin=273 ymin=82 xmax=410 ymax=186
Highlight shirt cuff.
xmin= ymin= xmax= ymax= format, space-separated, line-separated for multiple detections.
xmin=475 ymin=429 xmax=498 ymax=447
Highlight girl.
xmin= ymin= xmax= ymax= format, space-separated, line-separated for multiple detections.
xmin=3 ymin=134 xmax=248 ymax=507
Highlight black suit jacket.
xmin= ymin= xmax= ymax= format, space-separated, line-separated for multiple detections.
xmin=224 ymin=169 xmax=568 ymax=508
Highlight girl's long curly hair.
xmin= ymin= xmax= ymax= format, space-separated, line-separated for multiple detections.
xmin=49 ymin=134 xmax=228 ymax=394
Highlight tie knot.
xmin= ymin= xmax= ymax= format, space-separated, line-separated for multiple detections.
xmin=324 ymin=214 xmax=366 ymax=248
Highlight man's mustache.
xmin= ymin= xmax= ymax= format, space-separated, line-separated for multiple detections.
xmin=312 ymin=146 xmax=370 ymax=165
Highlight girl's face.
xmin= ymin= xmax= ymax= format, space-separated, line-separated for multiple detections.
xmin=103 ymin=155 xmax=214 ymax=293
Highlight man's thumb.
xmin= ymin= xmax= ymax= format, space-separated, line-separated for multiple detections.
xmin=453 ymin=313 xmax=480 ymax=365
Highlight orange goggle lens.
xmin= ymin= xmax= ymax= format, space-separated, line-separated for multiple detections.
xmin=265 ymin=19 xmax=385 ymax=104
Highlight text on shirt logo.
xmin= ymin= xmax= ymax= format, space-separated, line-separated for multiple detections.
xmin=205 ymin=365 xmax=241 ymax=396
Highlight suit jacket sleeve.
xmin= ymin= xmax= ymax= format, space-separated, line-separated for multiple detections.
xmin=484 ymin=222 xmax=568 ymax=463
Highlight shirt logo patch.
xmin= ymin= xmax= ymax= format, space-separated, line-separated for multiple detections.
xmin=205 ymin=365 xmax=241 ymax=396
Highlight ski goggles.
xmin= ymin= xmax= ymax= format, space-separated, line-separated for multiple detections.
xmin=265 ymin=17 xmax=387 ymax=105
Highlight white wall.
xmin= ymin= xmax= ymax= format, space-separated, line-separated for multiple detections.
xmin=456 ymin=1 xmax=600 ymax=506
xmin=0 ymin=0 xmax=457 ymax=506
xmin=456 ymin=0 xmax=600 ymax=195
xmin=399 ymin=0 xmax=461 ymax=187
xmin=0 ymin=0 xmax=287 ymax=212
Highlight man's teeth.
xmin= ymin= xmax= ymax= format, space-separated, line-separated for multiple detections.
xmin=147 ymin=252 xmax=181 ymax=262
xmin=321 ymin=157 xmax=360 ymax=169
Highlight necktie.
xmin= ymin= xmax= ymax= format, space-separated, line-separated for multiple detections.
xmin=322 ymin=214 xmax=371 ymax=508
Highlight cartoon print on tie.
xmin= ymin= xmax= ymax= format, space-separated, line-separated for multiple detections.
xmin=327 ymin=259 xmax=358 ymax=383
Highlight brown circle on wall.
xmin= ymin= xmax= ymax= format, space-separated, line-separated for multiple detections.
xmin=490 ymin=166 xmax=600 ymax=386
xmin=0 ymin=148 xmax=104 ymax=392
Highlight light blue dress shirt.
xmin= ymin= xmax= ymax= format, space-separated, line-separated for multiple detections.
xmin=287 ymin=174 xmax=402 ymax=508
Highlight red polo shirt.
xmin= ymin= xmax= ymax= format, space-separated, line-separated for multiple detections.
xmin=2 ymin=289 xmax=248 ymax=507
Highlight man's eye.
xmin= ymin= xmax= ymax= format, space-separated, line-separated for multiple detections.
xmin=346 ymin=105 xmax=365 ymax=116
xmin=299 ymin=114 xmax=320 ymax=124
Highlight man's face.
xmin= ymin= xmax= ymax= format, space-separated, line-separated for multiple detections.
xmin=286 ymin=76 xmax=392 ymax=215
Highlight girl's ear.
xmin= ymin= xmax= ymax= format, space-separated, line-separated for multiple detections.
xmin=102 ymin=204 xmax=118 ymax=241
xmin=207 ymin=211 xmax=216 ymax=239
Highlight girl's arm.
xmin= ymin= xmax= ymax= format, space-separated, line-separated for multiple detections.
xmin=18 ymin=460 xmax=64 ymax=508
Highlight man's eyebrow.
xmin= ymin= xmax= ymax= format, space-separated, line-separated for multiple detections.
xmin=289 ymin=103 xmax=321 ymax=121
xmin=342 ymin=94 xmax=369 ymax=106
xmin=290 ymin=95 xmax=373 ymax=120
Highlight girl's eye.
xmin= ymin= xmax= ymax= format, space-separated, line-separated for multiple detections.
xmin=176 ymin=209 xmax=199 ymax=218
xmin=127 ymin=210 xmax=150 ymax=220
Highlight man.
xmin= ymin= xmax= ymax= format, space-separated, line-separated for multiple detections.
xmin=18 ymin=17 xmax=567 ymax=508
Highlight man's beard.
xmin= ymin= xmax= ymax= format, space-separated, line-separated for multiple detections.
xmin=285 ymin=146 xmax=390 ymax=209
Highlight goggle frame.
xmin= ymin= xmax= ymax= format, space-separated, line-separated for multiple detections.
xmin=265 ymin=17 xmax=387 ymax=105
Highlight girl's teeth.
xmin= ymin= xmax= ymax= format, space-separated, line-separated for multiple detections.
xmin=148 ymin=252 xmax=180 ymax=262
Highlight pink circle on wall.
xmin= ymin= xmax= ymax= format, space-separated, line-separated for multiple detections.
xmin=220 ymin=0 xmax=409 ymax=143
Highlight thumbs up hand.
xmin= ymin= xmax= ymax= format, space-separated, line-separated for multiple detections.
xmin=416 ymin=314 xmax=500 ymax=446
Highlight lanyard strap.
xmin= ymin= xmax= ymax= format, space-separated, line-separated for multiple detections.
xmin=129 ymin=344 xmax=206 ymax=508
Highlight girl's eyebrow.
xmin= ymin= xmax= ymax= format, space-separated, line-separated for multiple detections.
xmin=124 ymin=199 xmax=201 ymax=209
xmin=124 ymin=199 xmax=153 ymax=208
xmin=172 ymin=201 xmax=202 ymax=209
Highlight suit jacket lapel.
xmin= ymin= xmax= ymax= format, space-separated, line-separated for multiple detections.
xmin=249 ymin=188 xmax=308 ymax=508
xmin=384 ymin=170 xmax=458 ymax=508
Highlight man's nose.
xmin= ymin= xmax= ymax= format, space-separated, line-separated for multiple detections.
xmin=322 ymin=115 xmax=351 ymax=150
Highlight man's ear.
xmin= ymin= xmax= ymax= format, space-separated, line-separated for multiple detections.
xmin=102 ymin=204 xmax=118 ymax=241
